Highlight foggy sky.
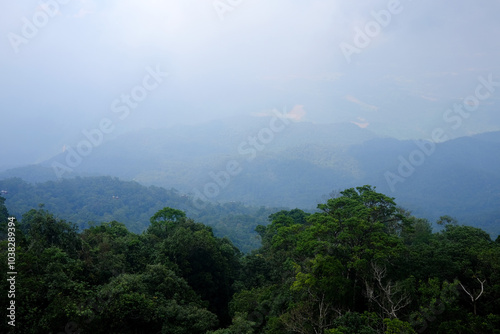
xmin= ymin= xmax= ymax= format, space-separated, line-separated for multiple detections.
xmin=1 ymin=0 xmax=500 ymax=168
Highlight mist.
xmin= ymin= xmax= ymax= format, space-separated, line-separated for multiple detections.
xmin=1 ymin=0 xmax=499 ymax=168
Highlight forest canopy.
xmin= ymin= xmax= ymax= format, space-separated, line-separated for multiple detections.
xmin=1 ymin=185 xmax=500 ymax=333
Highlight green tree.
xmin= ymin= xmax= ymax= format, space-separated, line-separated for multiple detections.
xmin=0 ymin=196 xmax=10 ymax=239
xmin=90 ymin=265 xmax=218 ymax=334
xmin=20 ymin=207 xmax=81 ymax=257
xmin=0 ymin=196 xmax=8 ymax=222
xmin=147 ymin=208 xmax=241 ymax=326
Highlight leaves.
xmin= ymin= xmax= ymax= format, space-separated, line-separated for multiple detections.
xmin=2 ymin=186 xmax=500 ymax=333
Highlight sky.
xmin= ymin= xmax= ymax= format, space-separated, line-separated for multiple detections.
xmin=1 ymin=0 xmax=500 ymax=168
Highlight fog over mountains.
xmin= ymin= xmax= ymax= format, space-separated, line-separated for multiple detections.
xmin=2 ymin=116 xmax=499 ymax=237
xmin=3 ymin=1 xmax=500 ymax=332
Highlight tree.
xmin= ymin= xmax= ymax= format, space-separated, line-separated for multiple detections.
xmin=147 ymin=208 xmax=241 ymax=326
xmin=80 ymin=221 xmax=144 ymax=284
xmin=241 ymin=187 xmax=414 ymax=333
xmin=288 ymin=255 xmax=350 ymax=334
xmin=0 ymin=196 xmax=10 ymax=239
xmin=150 ymin=207 xmax=186 ymax=224
xmin=91 ymin=265 xmax=218 ymax=334
xmin=0 ymin=196 xmax=8 ymax=223
xmin=458 ymin=277 xmax=486 ymax=315
xmin=436 ymin=215 xmax=458 ymax=226
xmin=364 ymin=262 xmax=412 ymax=319
xmin=148 ymin=207 xmax=187 ymax=239
xmin=20 ymin=207 xmax=81 ymax=257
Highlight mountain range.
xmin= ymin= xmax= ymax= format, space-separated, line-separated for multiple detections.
xmin=1 ymin=116 xmax=499 ymax=237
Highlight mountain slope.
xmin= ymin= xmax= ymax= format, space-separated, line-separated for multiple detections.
xmin=1 ymin=118 xmax=499 ymax=237
xmin=0 ymin=177 xmax=280 ymax=253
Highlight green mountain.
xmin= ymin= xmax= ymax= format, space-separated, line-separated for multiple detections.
xmin=1 ymin=118 xmax=499 ymax=238
xmin=0 ymin=176 xmax=280 ymax=253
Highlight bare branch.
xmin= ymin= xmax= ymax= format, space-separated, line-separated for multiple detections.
xmin=459 ymin=278 xmax=486 ymax=302
xmin=459 ymin=282 xmax=474 ymax=302
xmin=365 ymin=261 xmax=411 ymax=319
xmin=476 ymin=278 xmax=486 ymax=301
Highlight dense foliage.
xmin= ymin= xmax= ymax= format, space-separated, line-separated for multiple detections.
xmin=1 ymin=186 xmax=500 ymax=333
xmin=0 ymin=177 xmax=279 ymax=253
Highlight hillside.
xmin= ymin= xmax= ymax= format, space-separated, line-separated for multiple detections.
xmin=1 ymin=120 xmax=499 ymax=237
xmin=0 ymin=177 xmax=280 ymax=253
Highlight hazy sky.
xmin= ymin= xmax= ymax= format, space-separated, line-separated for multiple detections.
xmin=1 ymin=0 xmax=500 ymax=167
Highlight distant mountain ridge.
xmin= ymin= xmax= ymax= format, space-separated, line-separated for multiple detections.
xmin=1 ymin=118 xmax=499 ymax=237
xmin=0 ymin=176 xmax=279 ymax=253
